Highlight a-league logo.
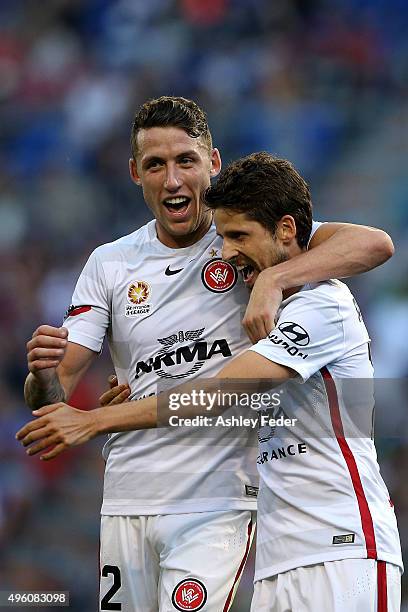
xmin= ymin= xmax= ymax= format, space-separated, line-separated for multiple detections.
xmin=125 ymin=280 xmax=152 ymax=316
xmin=172 ymin=578 xmax=207 ymax=611
xmin=127 ymin=280 xmax=150 ymax=304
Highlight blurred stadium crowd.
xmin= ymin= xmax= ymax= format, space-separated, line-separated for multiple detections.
xmin=0 ymin=0 xmax=407 ymax=609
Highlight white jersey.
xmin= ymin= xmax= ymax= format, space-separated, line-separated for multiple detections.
xmin=249 ymin=280 xmax=403 ymax=581
xmin=63 ymin=220 xmax=320 ymax=515
xmin=64 ymin=220 xmax=257 ymax=514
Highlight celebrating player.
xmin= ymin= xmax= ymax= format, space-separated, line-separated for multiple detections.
xmin=21 ymin=98 xmax=395 ymax=611
xmin=205 ymin=153 xmax=402 ymax=611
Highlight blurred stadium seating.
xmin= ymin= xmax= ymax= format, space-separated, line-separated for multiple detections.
xmin=0 ymin=1 xmax=406 ymax=610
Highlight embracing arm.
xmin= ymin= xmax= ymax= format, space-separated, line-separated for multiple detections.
xmin=17 ymin=352 xmax=293 ymax=459
xmin=93 ymin=352 xmax=293 ymax=433
xmin=275 ymin=222 xmax=393 ymax=288
xmin=243 ymin=222 xmax=394 ymax=342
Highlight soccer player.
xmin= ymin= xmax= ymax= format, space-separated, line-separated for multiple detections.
xmin=205 ymin=154 xmax=403 ymax=611
xmin=21 ymin=98 xmax=396 ymax=611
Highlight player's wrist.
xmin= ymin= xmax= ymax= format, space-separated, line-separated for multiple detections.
xmin=259 ymin=266 xmax=286 ymax=291
xmin=25 ymin=370 xmax=66 ymax=410
xmin=24 ymin=371 xmax=51 ymax=406
xmin=29 ymin=367 xmax=58 ymax=388
xmin=91 ymin=407 xmax=111 ymax=436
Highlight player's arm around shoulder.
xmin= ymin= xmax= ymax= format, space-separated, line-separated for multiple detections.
xmin=243 ymin=221 xmax=394 ymax=343
xmin=24 ymin=324 xmax=97 ymax=410
xmin=309 ymin=221 xmax=394 ymax=269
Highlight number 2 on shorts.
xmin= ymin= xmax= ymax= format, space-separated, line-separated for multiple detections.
xmin=101 ymin=565 xmax=122 ymax=611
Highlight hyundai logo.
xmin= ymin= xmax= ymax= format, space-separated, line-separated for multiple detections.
xmin=277 ymin=322 xmax=310 ymax=346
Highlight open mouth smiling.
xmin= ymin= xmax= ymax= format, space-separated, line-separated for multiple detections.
xmin=163 ymin=196 xmax=191 ymax=216
xmin=236 ymin=263 xmax=257 ymax=285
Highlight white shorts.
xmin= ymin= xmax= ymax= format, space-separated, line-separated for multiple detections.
xmin=100 ymin=510 xmax=254 ymax=612
xmin=251 ymin=559 xmax=401 ymax=612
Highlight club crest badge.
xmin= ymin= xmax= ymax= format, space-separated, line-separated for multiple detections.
xmin=201 ymin=259 xmax=237 ymax=293
xmin=172 ymin=579 xmax=207 ymax=611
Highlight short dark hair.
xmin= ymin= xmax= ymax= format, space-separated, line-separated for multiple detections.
xmin=205 ymin=152 xmax=312 ymax=248
xmin=131 ymin=96 xmax=212 ymax=158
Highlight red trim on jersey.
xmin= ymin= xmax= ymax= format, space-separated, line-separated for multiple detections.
xmin=68 ymin=305 xmax=92 ymax=317
xmin=377 ymin=561 xmax=388 ymax=611
xmin=223 ymin=518 xmax=253 ymax=612
xmin=321 ymin=367 xmax=377 ymax=559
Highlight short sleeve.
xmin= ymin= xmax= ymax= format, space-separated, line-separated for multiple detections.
xmin=249 ymin=286 xmax=345 ymax=382
xmin=63 ymin=248 xmax=110 ymax=352
xmin=307 ymin=220 xmax=323 ymax=248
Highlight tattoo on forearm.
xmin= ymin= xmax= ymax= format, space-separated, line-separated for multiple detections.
xmin=25 ymin=375 xmax=66 ymax=410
